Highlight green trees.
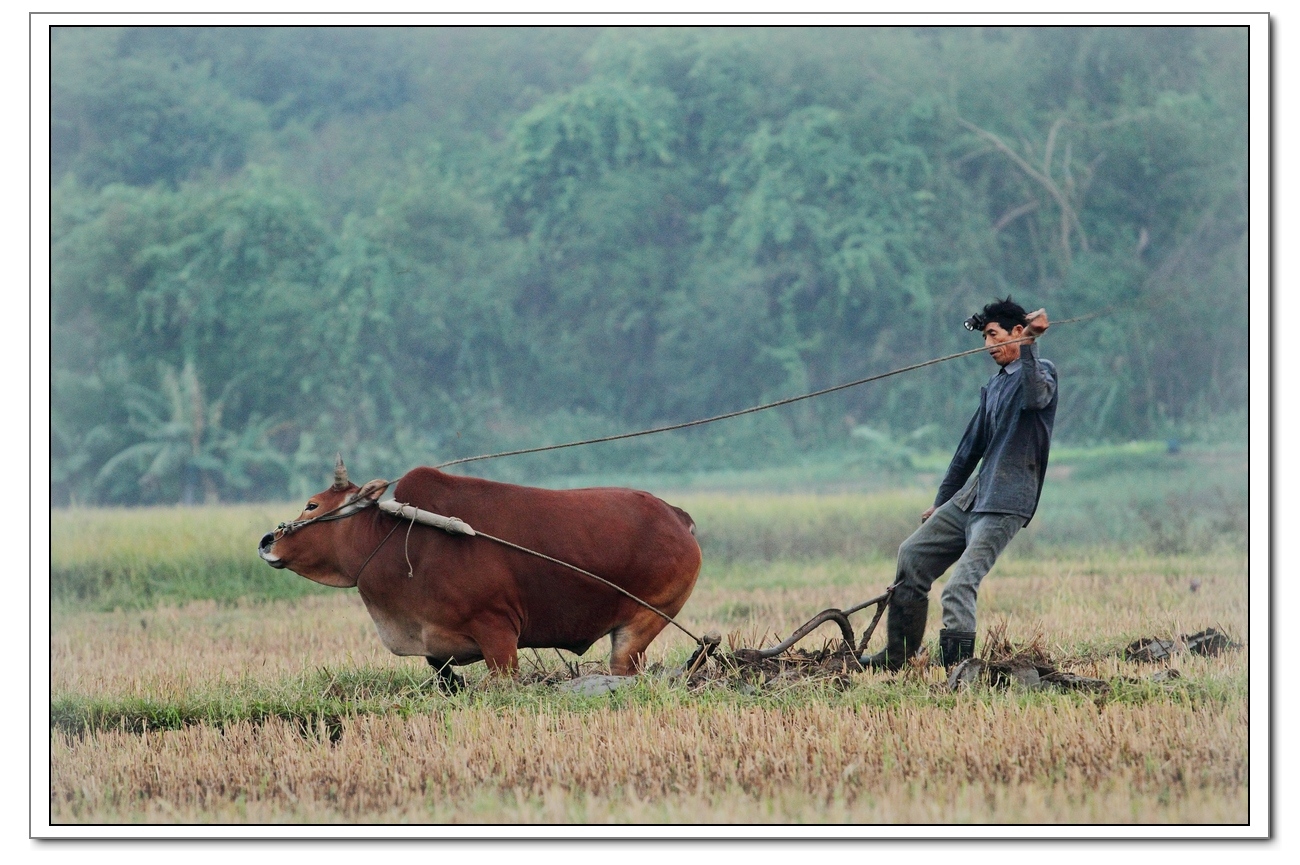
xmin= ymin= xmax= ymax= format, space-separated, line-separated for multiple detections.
xmin=93 ymin=362 xmax=285 ymax=505
xmin=50 ymin=26 xmax=1249 ymax=504
xmin=53 ymin=171 xmax=335 ymax=419
xmin=52 ymin=30 xmax=265 ymax=188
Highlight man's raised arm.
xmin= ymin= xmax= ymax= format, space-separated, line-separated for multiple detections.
xmin=1020 ymin=308 xmax=1056 ymax=410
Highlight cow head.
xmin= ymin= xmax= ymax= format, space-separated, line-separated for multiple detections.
xmin=258 ymin=454 xmax=389 ymax=587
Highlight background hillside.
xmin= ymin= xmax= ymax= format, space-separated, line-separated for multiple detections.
xmin=50 ymin=26 xmax=1248 ymax=505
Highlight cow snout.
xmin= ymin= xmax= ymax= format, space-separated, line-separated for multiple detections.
xmin=258 ymin=532 xmax=286 ymax=568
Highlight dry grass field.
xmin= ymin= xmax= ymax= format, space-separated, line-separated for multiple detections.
xmin=48 ymin=485 xmax=1250 ymax=825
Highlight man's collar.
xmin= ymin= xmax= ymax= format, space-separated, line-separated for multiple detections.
xmin=999 ymin=357 xmax=1023 ymax=375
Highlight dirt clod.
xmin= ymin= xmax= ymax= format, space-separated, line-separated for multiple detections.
xmin=1125 ymin=627 xmax=1241 ymax=663
xmin=1185 ymin=628 xmax=1239 ymax=657
xmin=991 ymin=659 xmax=1043 ymax=689
xmin=1040 ymin=670 xmax=1110 ymax=692
xmin=947 ymin=658 xmax=985 ymax=690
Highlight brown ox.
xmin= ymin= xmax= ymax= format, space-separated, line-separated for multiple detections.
xmin=258 ymin=457 xmax=701 ymax=688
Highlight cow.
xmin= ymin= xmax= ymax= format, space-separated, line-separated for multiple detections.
xmin=258 ymin=456 xmax=702 ymax=690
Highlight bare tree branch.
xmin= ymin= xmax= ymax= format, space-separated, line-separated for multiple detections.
xmin=957 ymin=117 xmax=1090 ymax=260
xmin=993 ymin=200 xmax=1040 ymax=233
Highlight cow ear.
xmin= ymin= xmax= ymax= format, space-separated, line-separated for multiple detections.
xmin=355 ymin=478 xmax=391 ymax=502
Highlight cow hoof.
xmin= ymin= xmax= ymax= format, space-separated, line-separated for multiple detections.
xmin=427 ymin=658 xmax=465 ymax=694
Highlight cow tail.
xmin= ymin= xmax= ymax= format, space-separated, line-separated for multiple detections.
xmin=670 ymin=505 xmax=696 ymax=536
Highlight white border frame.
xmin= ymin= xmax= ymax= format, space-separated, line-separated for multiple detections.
xmin=29 ymin=10 xmax=1272 ymax=843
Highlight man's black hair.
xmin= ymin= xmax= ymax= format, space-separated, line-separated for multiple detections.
xmin=965 ymin=296 xmax=1028 ymax=333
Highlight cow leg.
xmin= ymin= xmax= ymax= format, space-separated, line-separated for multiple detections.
xmin=426 ymin=657 xmax=464 ymax=694
xmin=609 ymin=609 xmax=670 ymax=676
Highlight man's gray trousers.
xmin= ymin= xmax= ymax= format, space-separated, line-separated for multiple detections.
xmin=893 ymin=499 xmax=1023 ymax=632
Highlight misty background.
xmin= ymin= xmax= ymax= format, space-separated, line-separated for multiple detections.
xmin=50 ymin=26 xmax=1248 ymax=506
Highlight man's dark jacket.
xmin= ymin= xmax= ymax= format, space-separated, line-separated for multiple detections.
xmin=935 ymin=341 xmax=1058 ymax=525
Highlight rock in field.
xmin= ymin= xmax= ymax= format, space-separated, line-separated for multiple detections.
xmin=559 ymin=674 xmax=635 ymax=696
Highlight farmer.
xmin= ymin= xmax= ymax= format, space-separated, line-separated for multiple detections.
xmin=864 ymin=297 xmax=1056 ymax=671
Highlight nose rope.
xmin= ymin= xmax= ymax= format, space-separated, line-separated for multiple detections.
xmin=274 ymin=497 xmax=369 ymax=536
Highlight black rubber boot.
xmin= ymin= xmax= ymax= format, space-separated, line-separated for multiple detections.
xmin=938 ymin=628 xmax=976 ymax=668
xmin=862 ymin=596 xmax=929 ymax=671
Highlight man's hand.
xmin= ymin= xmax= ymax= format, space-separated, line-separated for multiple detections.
xmin=921 ymin=505 xmax=937 ymax=523
xmin=1024 ymin=308 xmax=1050 ymax=339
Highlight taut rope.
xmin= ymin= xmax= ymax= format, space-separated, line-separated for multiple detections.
xmin=284 ymin=320 xmax=1089 ymax=657
xmin=433 ymin=315 xmax=1094 ymax=471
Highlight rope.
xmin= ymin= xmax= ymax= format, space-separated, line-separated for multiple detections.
xmin=402 ymin=516 xmax=417 ymax=578
xmin=298 ymin=315 xmax=1094 ymax=652
xmin=372 ymin=497 xmax=703 ymax=644
xmin=433 ymin=315 xmax=1095 ymax=471
xmin=471 ymin=529 xmax=703 ymax=645
xmin=352 ymin=517 xmax=403 ymax=581
xmin=362 ymin=496 xmax=899 ymax=655
xmin=299 ymin=490 xmax=699 ymax=642
xmin=274 ymin=495 xmax=370 ymax=535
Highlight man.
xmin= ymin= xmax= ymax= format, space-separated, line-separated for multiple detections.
xmin=864 ymin=297 xmax=1057 ymax=671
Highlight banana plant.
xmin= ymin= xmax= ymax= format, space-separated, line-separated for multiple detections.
xmin=94 ymin=361 xmax=286 ymax=504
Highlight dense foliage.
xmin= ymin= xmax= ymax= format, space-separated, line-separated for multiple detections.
xmin=51 ymin=26 xmax=1248 ymax=504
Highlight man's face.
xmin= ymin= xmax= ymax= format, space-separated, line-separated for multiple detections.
xmin=982 ymin=320 xmax=1025 ymax=367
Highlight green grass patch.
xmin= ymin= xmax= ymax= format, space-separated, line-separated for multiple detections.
xmin=51 ymin=664 xmax=447 ymax=737
xmin=51 ymin=503 xmax=332 ymax=611
xmin=50 ymin=652 xmax=1244 ymax=738
xmin=50 ymin=443 xmax=1247 ymax=611
xmin=1025 ymin=444 xmax=1246 ymax=553
xmin=683 ymin=490 xmax=929 ymax=564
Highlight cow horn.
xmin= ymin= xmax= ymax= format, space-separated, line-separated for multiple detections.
xmin=333 ymin=453 xmax=349 ymax=490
